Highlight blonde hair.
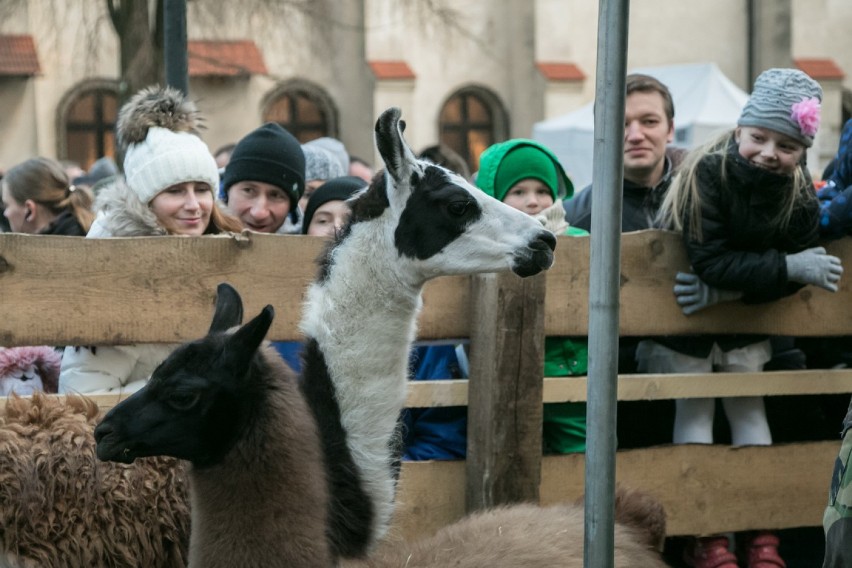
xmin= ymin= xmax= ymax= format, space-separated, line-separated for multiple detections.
xmin=3 ymin=157 xmax=95 ymax=233
xmin=657 ymin=129 xmax=810 ymax=242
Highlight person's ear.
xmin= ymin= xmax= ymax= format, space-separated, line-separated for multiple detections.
xmin=23 ymin=200 xmax=36 ymax=222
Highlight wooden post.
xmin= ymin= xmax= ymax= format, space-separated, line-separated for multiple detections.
xmin=465 ymin=270 xmax=547 ymax=512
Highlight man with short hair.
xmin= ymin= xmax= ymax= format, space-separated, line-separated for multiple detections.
xmin=563 ymin=73 xmax=676 ymax=232
xmin=561 ymin=74 xmax=679 ymax=452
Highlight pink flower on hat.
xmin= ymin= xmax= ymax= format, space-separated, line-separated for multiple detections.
xmin=791 ymin=97 xmax=821 ymax=137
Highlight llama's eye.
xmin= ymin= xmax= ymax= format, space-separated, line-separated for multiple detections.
xmin=168 ymin=391 xmax=200 ymax=411
xmin=447 ymin=201 xmax=473 ymax=217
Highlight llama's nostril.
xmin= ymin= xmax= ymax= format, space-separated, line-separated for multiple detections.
xmin=93 ymin=421 xmax=112 ymax=443
xmin=533 ymin=231 xmax=557 ymax=252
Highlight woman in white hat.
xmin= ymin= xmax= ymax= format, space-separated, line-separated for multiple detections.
xmin=59 ymin=86 xmax=242 ymax=395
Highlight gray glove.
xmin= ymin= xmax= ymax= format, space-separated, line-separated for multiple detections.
xmin=673 ymin=272 xmax=743 ymax=315
xmin=785 ymin=247 xmax=843 ymax=292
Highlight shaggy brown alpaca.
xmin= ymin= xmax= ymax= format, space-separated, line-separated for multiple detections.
xmin=0 ymin=394 xmax=189 ymax=568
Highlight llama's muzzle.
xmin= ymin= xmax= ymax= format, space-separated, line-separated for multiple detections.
xmin=512 ymin=230 xmax=556 ymax=277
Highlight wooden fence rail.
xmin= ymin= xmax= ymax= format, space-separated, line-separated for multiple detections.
xmin=1 ymin=230 xmax=850 ymax=541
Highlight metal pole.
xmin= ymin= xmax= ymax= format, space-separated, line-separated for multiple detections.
xmin=584 ymin=1 xmax=629 ymax=567
xmin=164 ymin=0 xmax=188 ymax=95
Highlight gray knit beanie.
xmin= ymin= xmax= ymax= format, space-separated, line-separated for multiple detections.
xmin=303 ymin=137 xmax=349 ymax=173
xmin=738 ymin=68 xmax=823 ymax=147
xmin=302 ymin=144 xmax=346 ymax=181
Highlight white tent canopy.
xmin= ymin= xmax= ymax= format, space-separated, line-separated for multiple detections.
xmin=532 ymin=62 xmax=749 ymax=189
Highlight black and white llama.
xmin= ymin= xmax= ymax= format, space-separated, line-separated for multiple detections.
xmin=95 ymin=107 xmax=558 ymax=565
xmin=298 ymin=107 xmax=556 ymax=555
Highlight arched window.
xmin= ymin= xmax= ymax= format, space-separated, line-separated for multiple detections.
xmin=439 ymin=87 xmax=508 ymax=173
xmin=58 ymin=81 xmax=119 ymax=170
xmin=262 ymin=81 xmax=337 ymax=143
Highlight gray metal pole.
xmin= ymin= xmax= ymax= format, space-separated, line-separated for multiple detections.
xmin=164 ymin=0 xmax=188 ymax=95
xmin=584 ymin=1 xmax=629 ymax=567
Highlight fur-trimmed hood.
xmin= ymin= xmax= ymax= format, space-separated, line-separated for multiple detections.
xmin=88 ymin=177 xmax=166 ymax=238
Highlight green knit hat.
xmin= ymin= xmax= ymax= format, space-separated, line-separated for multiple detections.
xmin=477 ymin=139 xmax=573 ymax=202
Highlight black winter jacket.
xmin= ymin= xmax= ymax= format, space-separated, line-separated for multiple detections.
xmin=683 ymin=139 xmax=819 ymax=304
xmin=658 ymin=138 xmax=820 ymax=357
xmin=563 ymin=158 xmax=674 ymax=232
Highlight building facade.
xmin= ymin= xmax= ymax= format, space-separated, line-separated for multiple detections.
xmin=0 ymin=0 xmax=849 ymax=176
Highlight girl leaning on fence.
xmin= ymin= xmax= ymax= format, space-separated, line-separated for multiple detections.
xmin=640 ymin=68 xmax=841 ymax=568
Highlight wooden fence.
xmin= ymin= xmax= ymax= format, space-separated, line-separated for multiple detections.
xmin=1 ymin=229 xmax=850 ymax=542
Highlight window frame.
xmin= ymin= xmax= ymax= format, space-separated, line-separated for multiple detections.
xmin=56 ymin=79 xmax=120 ymax=170
xmin=261 ymin=79 xmax=338 ymax=143
xmin=438 ymin=86 xmax=508 ymax=174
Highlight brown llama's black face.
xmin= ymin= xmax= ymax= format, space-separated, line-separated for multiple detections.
xmin=95 ymin=284 xmax=274 ymax=469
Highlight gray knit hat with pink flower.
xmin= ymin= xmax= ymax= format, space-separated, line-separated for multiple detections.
xmin=738 ymin=68 xmax=823 ymax=147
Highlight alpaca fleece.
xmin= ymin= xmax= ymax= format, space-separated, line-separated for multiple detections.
xmin=348 ymin=496 xmax=669 ymax=568
xmin=0 ymin=394 xmax=189 ymax=568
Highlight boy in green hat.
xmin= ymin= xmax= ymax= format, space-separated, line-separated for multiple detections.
xmin=477 ymin=138 xmax=588 ymax=454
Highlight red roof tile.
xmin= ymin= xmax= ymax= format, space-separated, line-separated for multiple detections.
xmin=795 ymin=58 xmax=844 ymax=80
xmin=536 ymin=62 xmax=585 ymax=82
xmin=188 ymin=40 xmax=267 ymax=77
xmin=0 ymin=35 xmax=40 ymax=76
xmin=369 ymin=61 xmax=416 ymax=80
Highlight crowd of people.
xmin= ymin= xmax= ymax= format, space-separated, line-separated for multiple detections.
xmin=1 ymin=71 xmax=852 ymax=567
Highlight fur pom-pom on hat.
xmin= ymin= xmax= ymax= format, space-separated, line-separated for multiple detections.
xmin=117 ymin=85 xmax=204 ymax=150
xmin=117 ymin=85 xmax=220 ymax=204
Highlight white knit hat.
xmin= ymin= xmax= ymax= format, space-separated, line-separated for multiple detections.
xmin=123 ymin=127 xmax=219 ymax=204
xmin=118 ymin=86 xmax=220 ymax=204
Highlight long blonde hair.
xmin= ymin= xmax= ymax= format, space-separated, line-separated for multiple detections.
xmin=3 ymin=157 xmax=95 ymax=233
xmin=657 ymin=129 xmax=810 ymax=242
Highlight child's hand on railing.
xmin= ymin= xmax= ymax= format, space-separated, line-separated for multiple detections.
xmin=673 ymin=272 xmax=743 ymax=315
xmin=786 ymin=247 xmax=843 ymax=292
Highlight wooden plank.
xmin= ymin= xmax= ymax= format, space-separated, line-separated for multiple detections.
xmin=466 ymin=272 xmax=546 ymax=510
xmin=403 ymin=369 xmax=852 ymax=407
xmin=389 ymin=442 xmax=838 ymax=541
xmin=4 ymin=231 xmax=852 ymax=345
xmin=10 ymin=367 xmax=852 ymax=414
xmin=0 ymin=233 xmax=323 ymax=345
xmin=539 ymin=443 xmax=837 ymax=535
xmin=545 ymin=230 xmax=852 ymax=336
xmin=547 ymin=369 xmax=852 ymax=403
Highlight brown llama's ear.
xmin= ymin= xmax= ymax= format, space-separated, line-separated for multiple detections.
xmin=209 ymin=283 xmax=244 ymax=334
xmin=222 ymin=305 xmax=274 ymax=371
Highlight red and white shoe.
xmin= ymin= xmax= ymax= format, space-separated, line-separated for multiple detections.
xmin=684 ymin=536 xmax=738 ymax=568
xmin=743 ymin=532 xmax=786 ymax=568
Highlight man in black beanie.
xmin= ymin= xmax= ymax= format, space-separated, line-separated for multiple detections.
xmin=222 ymin=122 xmax=305 ymax=233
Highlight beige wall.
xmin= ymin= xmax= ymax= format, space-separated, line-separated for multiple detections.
xmin=1 ymin=0 xmax=849 ymax=174
xmin=537 ymin=1 xmax=750 ymax=98
xmin=793 ymin=0 xmax=852 ymax=94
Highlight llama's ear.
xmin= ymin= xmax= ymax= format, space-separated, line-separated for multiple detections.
xmin=375 ymin=107 xmax=422 ymax=189
xmin=223 ymin=305 xmax=274 ymax=369
xmin=209 ymin=283 xmax=244 ymax=335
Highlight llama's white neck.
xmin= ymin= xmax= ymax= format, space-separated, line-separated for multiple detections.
xmin=300 ymin=227 xmax=424 ymax=547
